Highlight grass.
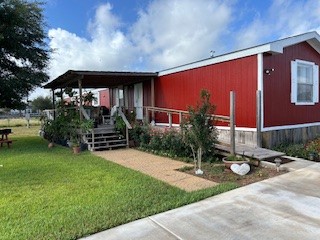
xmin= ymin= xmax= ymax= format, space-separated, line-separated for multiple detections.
xmin=0 ymin=127 xmax=237 ymax=240
xmin=0 ymin=117 xmax=41 ymax=127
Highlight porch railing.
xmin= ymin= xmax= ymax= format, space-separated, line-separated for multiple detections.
xmin=117 ymin=108 xmax=132 ymax=147
xmin=144 ymin=91 xmax=236 ymax=155
xmin=144 ymin=106 xmax=230 ymax=126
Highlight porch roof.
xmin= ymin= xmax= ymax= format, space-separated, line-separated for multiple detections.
xmin=43 ymin=70 xmax=158 ymax=90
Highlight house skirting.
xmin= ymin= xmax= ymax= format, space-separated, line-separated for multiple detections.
xmin=262 ymin=125 xmax=320 ymax=148
xmin=155 ymin=124 xmax=320 ymax=149
xmin=217 ymin=127 xmax=257 ymax=147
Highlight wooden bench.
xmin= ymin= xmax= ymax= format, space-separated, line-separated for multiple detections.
xmin=0 ymin=139 xmax=13 ymax=148
xmin=0 ymin=128 xmax=12 ymax=148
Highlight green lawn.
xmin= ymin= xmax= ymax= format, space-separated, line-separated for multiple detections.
xmin=0 ymin=127 xmax=236 ymax=240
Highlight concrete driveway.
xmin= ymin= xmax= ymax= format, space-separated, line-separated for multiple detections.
xmin=81 ymin=162 xmax=320 ymax=240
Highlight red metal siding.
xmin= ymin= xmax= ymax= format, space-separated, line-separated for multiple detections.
xmin=263 ymin=42 xmax=320 ymax=127
xmin=155 ymin=56 xmax=258 ymax=127
xmin=143 ymin=80 xmax=151 ymax=107
xmin=127 ymin=85 xmax=134 ymax=110
xmin=99 ymin=89 xmax=110 ymax=108
xmin=110 ymin=88 xmax=117 ymax=107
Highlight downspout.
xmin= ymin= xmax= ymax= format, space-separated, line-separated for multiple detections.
xmin=257 ymin=53 xmax=263 ymax=147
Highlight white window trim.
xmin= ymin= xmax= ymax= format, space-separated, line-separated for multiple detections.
xmin=291 ymin=59 xmax=319 ymax=105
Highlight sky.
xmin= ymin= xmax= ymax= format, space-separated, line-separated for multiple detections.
xmin=30 ymin=0 xmax=320 ymax=99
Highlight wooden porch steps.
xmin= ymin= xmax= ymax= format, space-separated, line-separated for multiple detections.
xmin=83 ymin=126 xmax=127 ymax=151
xmin=216 ymin=143 xmax=285 ymax=160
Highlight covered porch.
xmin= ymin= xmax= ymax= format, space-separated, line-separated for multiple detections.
xmin=43 ymin=70 xmax=158 ymax=150
xmin=43 ymin=70 xmax=158 ymax=121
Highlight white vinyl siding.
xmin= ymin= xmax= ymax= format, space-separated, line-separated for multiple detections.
xmin=291 ymin=59 xmax=319 ymax=105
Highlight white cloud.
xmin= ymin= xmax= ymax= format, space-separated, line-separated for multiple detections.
xmin=130 ymin=0 xmax=233 ymax=70
xmin=48 ymin=3 xmax=135 ymax=80
xmin=43 ymin=0 xmax=320 ymax=99
xmin=46 ymin=0 xmax=234 ymax=82
xmin=234 ymin=0 xmax=320 ymax=49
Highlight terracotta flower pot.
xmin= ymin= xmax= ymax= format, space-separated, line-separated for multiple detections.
xmin=222 ymin=157 xmax=250 ymax=169
xmin=73 ymin=146 xmax=81 ymax=154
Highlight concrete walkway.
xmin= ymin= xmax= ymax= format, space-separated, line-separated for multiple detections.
xmin=81 ymin=162 xmax=320 ymax=240
xmin=93 ymin=148 xmax=218 ymax=192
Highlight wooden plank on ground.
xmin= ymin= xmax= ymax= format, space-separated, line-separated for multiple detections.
xmin=216 ymin=143 xmax=285 ymax=160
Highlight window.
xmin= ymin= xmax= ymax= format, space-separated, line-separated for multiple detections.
xmin=291 ymin=59 xmax=319 ymax=105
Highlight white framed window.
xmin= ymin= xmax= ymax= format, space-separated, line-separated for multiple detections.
xmin=291 ymin=59 xmax=319 ymax=105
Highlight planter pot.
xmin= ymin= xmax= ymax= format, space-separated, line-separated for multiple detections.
xmin=80 ymin=143 xmax=88 ymax=151
xmin=73 ymin=146 xmax=81 ymax=154
xmin=48 ymin=142 xmax=54 ymax=148
xmin=222 ymin=157 xmax=250 ymax=169
xmin=249 ymin=159 xmax=260 ymax=167
xmin=129 ymin=140 xmax=135 ymax=148
xmin=308 ymin=153 xmax=319 ymax=161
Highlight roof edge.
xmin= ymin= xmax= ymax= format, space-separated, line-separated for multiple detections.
xmin=159 ymin=31 xmax=320 ymax=76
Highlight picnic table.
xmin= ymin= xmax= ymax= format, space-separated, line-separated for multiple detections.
xmin=0 ymin=128 xmax=12 ymax=148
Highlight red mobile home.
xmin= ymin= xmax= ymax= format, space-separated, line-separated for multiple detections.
xmin=152 ymin=32 xmax=320 ymax=147
xmin=45 ymin=32 xmax=320 ymax=148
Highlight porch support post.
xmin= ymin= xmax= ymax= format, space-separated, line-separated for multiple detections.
xmin=151 ymin=77 xmax=155 ymax=121
xmin=168 ymin=113 xmax=172 ymax=128
xmin=126 ymin=126 xmax=129 ymax=148
xmin=179 ymin=112 xmax=182 ymax=124
xmin=146 ymin=107 xmax=149 ymax=123
xmin=256 ymin=90 xmax=262 ymax=147
xmin=52 ymin=89 xmax=56 ymax=120
xmin=60 ymin=88 xmax=63 ymax=102
xmin=78 ymin=76 xmax=83 ymax=122
xmin=230 ymin=91 xmax=236 ymax=155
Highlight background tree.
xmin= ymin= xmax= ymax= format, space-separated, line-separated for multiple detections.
xmin=181 ymin=89 xmax=218 ymax=175
xmin=0 ymin=0 xmax=49 ymax=109
xmin=31 ymin=96 xmax=52 ymax=112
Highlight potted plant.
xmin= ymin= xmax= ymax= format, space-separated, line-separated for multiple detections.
xmin=305 ymin=139 xmax=320 ymax=161
xmin=70 ymin=136 xmax=81 ymax=154
xmin=69 ymin=119 xmax=94 ymax=154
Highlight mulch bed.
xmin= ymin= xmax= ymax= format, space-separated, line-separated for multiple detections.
xmin=179 ymin=162 xmax=288 ymax=187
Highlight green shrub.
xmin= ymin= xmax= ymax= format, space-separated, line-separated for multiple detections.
xmin=139 ymin=126 xmax=151 ymax=147
xmin=130 ymin=125 xmax=196 ymax=162
xmin=149 ymin=132 xmax=162 ymax=151
xmin=274 ymin=143 xmax=308 ymax=159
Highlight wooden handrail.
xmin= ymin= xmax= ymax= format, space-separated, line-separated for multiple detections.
xmin=144 ymin=106 xmax=230 ymax=123
xmin=80 ymin=106 xmax=90 ymax=120
xmin=117 ymin=109 xmax=132 ymax=130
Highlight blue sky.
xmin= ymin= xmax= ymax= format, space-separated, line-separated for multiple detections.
xmin=30 ymin=0 xmax=320 ymax=98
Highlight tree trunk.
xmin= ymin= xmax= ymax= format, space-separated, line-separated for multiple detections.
xmin=197 ymin=147 xmax=202 ymax=170
xmin=190 ymin=144 xmax=197 ymax=170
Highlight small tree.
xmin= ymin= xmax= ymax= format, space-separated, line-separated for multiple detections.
xmin=31 ymin=96 xmax=53 ymax=112
xmin=0 ymin=0 xmax=50 ymax=109
xmin=181 ymin=89 xmax=218 ymax=174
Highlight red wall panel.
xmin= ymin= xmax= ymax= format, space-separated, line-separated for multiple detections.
xmin=99 ymin=89 xmax=110 ymax=108
xmin=263 ymin=42 xmax=320 ymax=127
xmin=155 ymin=55 xmax=258 ymax=128
xmin=143 ymin=80 xmax=151 ymax=107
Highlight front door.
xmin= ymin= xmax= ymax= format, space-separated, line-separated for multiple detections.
xmin=134 ymin=83 xmax=143 ymax=119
